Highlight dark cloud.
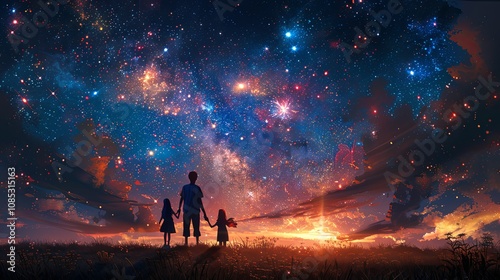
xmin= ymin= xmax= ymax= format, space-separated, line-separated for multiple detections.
xmin=0 ymin=92 xmax=155 ymax=234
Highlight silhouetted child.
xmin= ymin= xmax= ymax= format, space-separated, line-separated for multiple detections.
xmin=205 ymin=209 xmax=237 ymax=246
xmin=159 ymin=198 xmax=179 ymax=248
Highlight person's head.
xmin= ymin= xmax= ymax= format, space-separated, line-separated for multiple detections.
xmin=217 ymin=209 xmax=227 ymax=222
xmin=188 ymin=171 xmax=198 ymax=184
xmin=163 ymin=198 xmax=171 ymax=209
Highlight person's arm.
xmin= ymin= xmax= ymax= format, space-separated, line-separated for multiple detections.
xmin=172 ymin=208 xmax=179 ymax=219
xmin=198 ymin=186 xmax=208 ymax=220
xmin=178 ymin=187 xmax=184 ymax=214
xmin=159 ymin=217 xmax=163 ymax=224
xmin=200 ymin=199 xmax=208 ymax=220
xmin=207 ymin=219 xmax=215 ymax=228
xmin=204 ymin=215 xmax=212 ymax=226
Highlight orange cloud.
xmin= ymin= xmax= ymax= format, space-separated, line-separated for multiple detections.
xmin=87 ymin=156 xmax=111 ymax=186
xmin=422 ymin=194 xmax=500 ymax=241
xmin=447 ymin=20 xmax=488 ymax=80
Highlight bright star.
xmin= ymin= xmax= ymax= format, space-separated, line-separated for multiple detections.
xmin=273 ymin=99 xmax=295 ymax=120
xmin=291 ymin=46 xmax=297 ymax=51
xmin=285 ymin=32 xmax=291 ymax=38
xmin=410 ymin=71 xmax=415 ymax=76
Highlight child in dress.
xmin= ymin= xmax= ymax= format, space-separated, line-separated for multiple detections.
xmin=205 ymin=209 xmax=237 ymax=246
xmin=159 ymin=198 xmax=179 ymax=248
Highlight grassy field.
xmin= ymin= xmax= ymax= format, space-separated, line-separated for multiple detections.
xmin=2 ymin=235 xmax=500 ymax=279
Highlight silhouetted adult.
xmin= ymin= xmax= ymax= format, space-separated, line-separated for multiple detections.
xmin=177 ymin=171 xmax=208 ymax=246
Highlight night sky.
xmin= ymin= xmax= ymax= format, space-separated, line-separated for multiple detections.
xmin=1 ymin=0 xmax=499 ymax=245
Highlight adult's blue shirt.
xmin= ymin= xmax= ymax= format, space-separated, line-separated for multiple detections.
xmin=180 ymin=184 xmax=203 ymax=213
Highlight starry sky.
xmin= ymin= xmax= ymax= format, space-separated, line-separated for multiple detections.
xmin=1 ymin=0 xmax=499 ymax=245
